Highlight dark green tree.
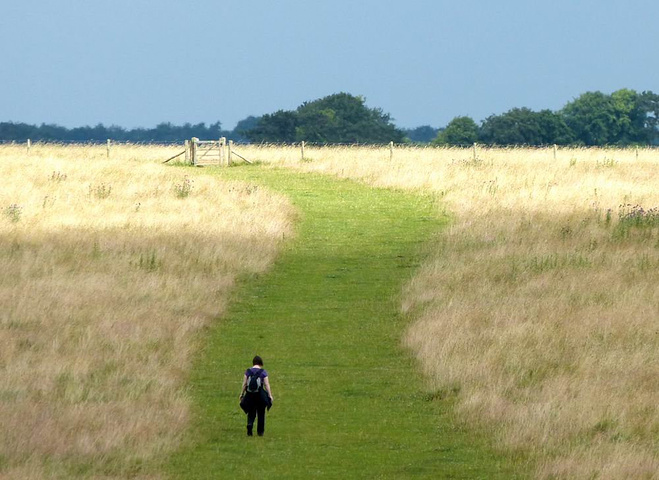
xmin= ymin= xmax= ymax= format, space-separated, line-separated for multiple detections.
xmin=433 ymin=116 xmax=479 ymax=146
xmin=38 ymin=123 xmax=70 ymax=141
xmin=232 ymin=116 xmax=261 ymax=142
xmin=295 ymin=93 xmax=404 ymax=144
xmin=560 ymin=92 xmax=612 ymax=145
xmin=480 ymin=108 xmax=573 ymax=146
xmin=609 ymin=89 xmax=648 ymax=144
xmin=534 ymin=110 xmax=574 ymax=145
xmin=245 ymin=93 xmax=404 ymax=144
xmin=639 ymin=91 xmax=659 ymax=144
xmin=560 ymin=90 xmax=648 ymax=145
xmin=480 ymin=108 xmax=540 ymax=145
xmin=0 ymin=122 xmax=38 ymax=141
xmin=403 ymin=125 xmax=439 ymax=143
xmin=245 ymin=110 xmax=299 ymax=143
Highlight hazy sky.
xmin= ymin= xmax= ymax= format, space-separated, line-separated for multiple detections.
xmin=1 ymin=0 xmax=658 ymax=130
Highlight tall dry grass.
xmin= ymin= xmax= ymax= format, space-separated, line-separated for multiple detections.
xmin=0 ymin=144 xmax=293 ymax=478
xmin=246 ymin=144 xmax=659 ymax=479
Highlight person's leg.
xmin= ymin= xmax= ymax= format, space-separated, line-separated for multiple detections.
xmin=256 ymin=404 xmax=266 ymax=436
xmin=247 ymin=407 xmax=256 ymax=436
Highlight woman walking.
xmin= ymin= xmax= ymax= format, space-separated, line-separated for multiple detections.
xmin=239 ymin=355 xmax=274 ymax=436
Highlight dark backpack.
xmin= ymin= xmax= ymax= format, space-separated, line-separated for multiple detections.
xmin=246 ymin=368 xmax=263 ymax=393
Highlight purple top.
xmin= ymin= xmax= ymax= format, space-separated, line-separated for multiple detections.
xmin=245 ymin=367 xmax=268 ymax=379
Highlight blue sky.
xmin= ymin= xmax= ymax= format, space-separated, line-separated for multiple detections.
xmin=1 ymin=0 xmax=658 ymax=130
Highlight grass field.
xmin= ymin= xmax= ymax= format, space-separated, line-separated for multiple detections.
xmin=242 ymin=144 xmax=659 ymax=479
xmin=3 ymin=143 xmax=659 ymax=478
xmin=0 ymin=144 xmax=292 ymax=478
xmin=167 ymin=167 xmax=523 ymax=479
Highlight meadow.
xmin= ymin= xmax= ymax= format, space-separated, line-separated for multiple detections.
xmin=2 ymin=142 xmax=659 ymax=479
xmin=166 ymin=167 xmax=521 ymax=479
xmin=0 ymin=144 xmax=293 ymax=478
xmin=246 ymin=143 xmax=659 ymax=479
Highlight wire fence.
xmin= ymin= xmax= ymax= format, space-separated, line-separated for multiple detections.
xmin=4 ymin=139 xmax=659 ymax=156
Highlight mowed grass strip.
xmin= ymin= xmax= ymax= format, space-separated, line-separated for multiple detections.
xmin=168 ymin=167 xmax=524 ymax=479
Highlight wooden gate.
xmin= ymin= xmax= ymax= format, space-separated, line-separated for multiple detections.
xmin=187 ymin=137 xmax=229 ymax=166
xmin=175 ymin=137 xmax=251 ymax=166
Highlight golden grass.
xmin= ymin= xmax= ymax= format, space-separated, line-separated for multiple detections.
xmin=0 ymin=144 xmax=293 ymax=477
xmin=242 ymin=144 xmax=659 ymax=479
xmin=5 ymin=141 xmax=658 ymax=478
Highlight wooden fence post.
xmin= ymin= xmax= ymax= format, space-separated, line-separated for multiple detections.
xmin=389 ymin=141 xmax=394 ymax=161
xmin=220 ymin=137 xmax=226 ymax=166
xmin=228 ymin=140 xmax=233 ymax=166
xmin=301 ymin=141 xmax=305 ymax=160
xmin=473 ymin=143 xmax=477 ymax=161
xmin=27 ymin=139 xmax=31 ymax=154
xmin=184 ymin=140 xmax=190 ymax=164
xmin=191 ymin=137 xmax=198 ymax=165
xmin=553 ymin=144 xmax=557 ymax=161
xmin=107 ymin=139 xmax=111 ymax=159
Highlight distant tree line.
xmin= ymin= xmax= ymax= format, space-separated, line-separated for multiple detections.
xmin=2 ymin=89 xmax=658 ymax=146
xmin=0 ymin=93 xmax=403 ymax=145
xmin=0 ymin=119 xmax=258 ymax=144
xmin=434 ymin=89 xmax=659 ymax=147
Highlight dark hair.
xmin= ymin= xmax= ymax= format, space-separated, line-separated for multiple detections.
xmin=252 ymin=355 xmax=263 ymax=366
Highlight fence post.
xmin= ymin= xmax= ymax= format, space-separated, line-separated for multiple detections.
xmin=389 ymin=141 xmax=394 ymax=161
xmin=220 ymin=137 xmax=226 ymax=166
xmin=184 ymin=140 xmax=190 ymax=164
xmin=301 ymin=141 xmax=305 ymax=160
xmin=553 ymin=144 xmax=557 ymax=161
xmin=191 ymin=137 xmax=198 ymax=165
xmin=107 ymin=139 xmax=111 ymax=159
xmin=473 ymin=142 xmax=477 ymax=161
xmin=27 ymin=139 xmax=31 ymax=155
xmin=228 ymin=140 xmax=233 ymax=166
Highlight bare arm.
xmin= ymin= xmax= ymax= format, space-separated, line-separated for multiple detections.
xmin=239 ymin=375 xmax=247 ymax=399
xmin=264 ymin=377 xmax=273 ymax=401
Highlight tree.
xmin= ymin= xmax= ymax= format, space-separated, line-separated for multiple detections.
xmin=404 ymin=125 xmax=439 ymax=143
xmin=480 ymin=108 xmax=542 ymax=145
xmin=433 ymin=116 xmax=479 ymax=146
xmin=246 ymin=110 xmax=299 ymax=143
xmin=534 ymin=110 xmax=574 ymax=145
xmin=244 ymin=93 xmax=404 ymax=144
xmin=295 ymin=93 xmax=404 ymax=144
xmin=559 ymin=90 xmax=648 ymax=146
xmin=639 ymin=91 xmax=659 ymax=144
xmin=37 ymin=123 xmax=70 ymax=141
xmin=232 ymin=116 xmax=261 ymax=142
xmin=0 ymin=122 xmax=38 ymax=141
xmin=479 ymin=108 xmax=574 ymax=146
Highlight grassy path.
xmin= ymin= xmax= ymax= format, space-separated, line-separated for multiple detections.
xmin=167 ymin=167 xmax=522 ymax=479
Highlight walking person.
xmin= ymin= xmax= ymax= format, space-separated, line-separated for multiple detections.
xmin=239 ymin=355 xmax=274 ymax=436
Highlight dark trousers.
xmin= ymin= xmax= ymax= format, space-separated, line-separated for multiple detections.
xmin=246 ymin=402 xmax=266 ymax=436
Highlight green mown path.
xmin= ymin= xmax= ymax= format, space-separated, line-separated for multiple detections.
xmin=167 ymin=167 xmax=523 ymax=479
